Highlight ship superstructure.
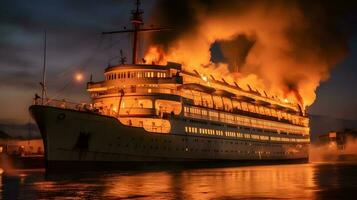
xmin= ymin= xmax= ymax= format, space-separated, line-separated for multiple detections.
xmin=87 ymin=62 xmax=309 ymax=138
xmin=29 ymin=1 xmax=310 ymax=168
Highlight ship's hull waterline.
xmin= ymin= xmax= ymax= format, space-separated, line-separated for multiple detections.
xmin=29 ymin=105 xmax=309 ymax=169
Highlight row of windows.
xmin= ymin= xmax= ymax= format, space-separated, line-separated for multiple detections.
xmin=184 ymin=126 xmax=310 ymax=143
xmin=185 ymin=127 xmax=224 ymax=136
xmin=182 ymin=90 xmax=308 ymax=127
xmin=226 ymin=131 xmax=239 ymax=137
xmin=106 ymin=71 xmax=167 ymax=80
xmin=184 ymin=106 xmax=309 ymax=135
xmin=269 ymin=137 xmax=310 ymax=143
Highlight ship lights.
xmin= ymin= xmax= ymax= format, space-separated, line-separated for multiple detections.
xmin=201 ymin=75 xmax=208 ymax=82
xmin=200 ymin=74 xmax=211 ymax=86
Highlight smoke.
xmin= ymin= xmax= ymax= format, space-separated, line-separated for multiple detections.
xmin=309 ymin=137 xmax=357 ymax=162
xmin=145 ymin=0 xmax=353 ymax=108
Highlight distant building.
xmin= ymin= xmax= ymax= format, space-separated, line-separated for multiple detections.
xmin=318 ymin=129 xmax=357 ymax=149
xmin=309 ymin=115 xmax=357 ymax=143
xmin=0 ymin=139 xmax=44 ymax=156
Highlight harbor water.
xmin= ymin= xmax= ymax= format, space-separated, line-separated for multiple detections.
xmin=1 ymin=162 xmax=356 ymax=199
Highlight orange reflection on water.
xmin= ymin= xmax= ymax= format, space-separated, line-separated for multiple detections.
xmin=8 ymin=163 xmax=356 ymax=199
xmin=104 ymin=164 xmax=317 ymax=199
xmin=105 ymin=171 xmax=174 ymax=199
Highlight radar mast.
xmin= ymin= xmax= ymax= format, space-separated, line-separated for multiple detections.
xmin=102 ymin=0 xmax=169 ymax=64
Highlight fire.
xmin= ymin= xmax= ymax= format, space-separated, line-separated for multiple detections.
xmin=143 ymin=45 xmax=167 ymax=65
xmin=144 ymin=1 xmax=348 ymax=109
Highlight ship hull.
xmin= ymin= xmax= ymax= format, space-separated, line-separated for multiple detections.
xmin=29 ymin=105 xmax=309 ymax=170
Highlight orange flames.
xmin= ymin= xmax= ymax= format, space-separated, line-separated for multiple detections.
xmin=144 ymin=45 xmax=167 ymax=65
xmin=145 ymin=1 xmax=347 ymax=109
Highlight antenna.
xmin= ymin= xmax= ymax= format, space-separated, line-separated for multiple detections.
xmin=41 ymin=30 xmax=47 ymax=105
xmin=131 ymin=0 xmax=143 ymax=64
xmin=102 ymin=0 xmax=170 ymax=64
xmin=120 ymin=49 xmax=127 ymax=64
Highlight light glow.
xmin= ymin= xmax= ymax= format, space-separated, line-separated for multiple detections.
xmin=75 ymin=72 xmax=84 ymax=82
xmin=201 ymin=74 xmax=208 ymax=82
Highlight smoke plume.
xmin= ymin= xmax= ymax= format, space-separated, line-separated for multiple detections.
xmin=309 ymin=137 xmax=357 ymax=162
xmin=145 ymin=0 xmax=353 ymax=108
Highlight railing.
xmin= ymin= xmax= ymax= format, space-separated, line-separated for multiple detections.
xmin=97 ymin=86 xmax=180 ymax=97
xmin=143 ymin=124 xmax=171 ymax=133
xmin=87 ymin=81 xmax=105 ymax=90
xmin=34 ymin=98 xmax=160 ymax=119
xmin=119 ymin=117 xmax=171 ymax=133
xmin=33 ymin=98 xmax=93 ymax=111
xmin=34 ymin=98 xmax=172 ymax=134
xmin=118 ymin=108 xmax=156 ymax=116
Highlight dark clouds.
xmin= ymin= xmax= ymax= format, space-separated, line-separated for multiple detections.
xmin=0 ymin=70 xmax=37 ymax=89
xmin=0 ymin=0 xmax=155 ymax=122
xmin=0 ymin=0 xmax=151 ymax=90
xmin=0 ymin=0 xmax=356 ymax=122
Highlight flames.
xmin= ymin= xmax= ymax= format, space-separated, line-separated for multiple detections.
xmin=143 ymin=46 xmax=166 ymax=65
xmin=144 ymin=0 xmax=348 ymax=109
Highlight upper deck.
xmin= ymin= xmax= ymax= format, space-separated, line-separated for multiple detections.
xmin=86 ymin=62 xmax=309 ymax=129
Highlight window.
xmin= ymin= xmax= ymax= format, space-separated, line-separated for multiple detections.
xmin=251 ymin=134 xmax=260 ymax=140
xmin=236 ymin=133 xmax=243 ymax=138
xmin=138 ymin=99 xmax=153 ymax=108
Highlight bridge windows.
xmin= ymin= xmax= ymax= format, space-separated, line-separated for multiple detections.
xmin=105 ymin=71 xmax=168 ymax=80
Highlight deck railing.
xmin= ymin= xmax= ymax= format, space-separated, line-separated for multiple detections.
xmin=33 ymin=98 xmax=171 ymax=134
xmin=33 ymin=98 xmax=98 ymax=113
xmin=33 ymin=98 xmax=159 ymax=118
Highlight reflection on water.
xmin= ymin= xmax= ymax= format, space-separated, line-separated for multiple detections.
xmin=1 ymin=162 xmax=356 ymax=199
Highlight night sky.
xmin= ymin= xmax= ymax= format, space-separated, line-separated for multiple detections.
xmin=0 ymin=0 xmax=357 ymax=124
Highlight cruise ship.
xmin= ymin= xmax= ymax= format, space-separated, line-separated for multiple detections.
xmin=29 ymin=1 xmax=310 ymax=169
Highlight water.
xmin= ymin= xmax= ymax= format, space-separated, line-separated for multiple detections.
xmin=1 ymin=162 xmax=356 ymax=200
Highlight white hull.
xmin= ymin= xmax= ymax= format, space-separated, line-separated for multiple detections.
xmin=30 ymin=105 xmax=309 ymax=166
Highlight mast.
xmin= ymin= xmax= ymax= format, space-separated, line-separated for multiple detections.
xmin=41 ymin=30 xmax=47 ymax=105
xmin=102 ymin=0 xmax=169 ymax=64
xmin=131 ymin=0 xmax=143 ymax=64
